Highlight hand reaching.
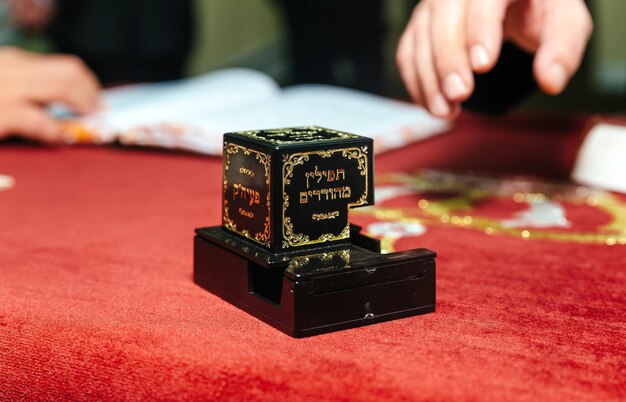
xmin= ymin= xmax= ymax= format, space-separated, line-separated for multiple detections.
xmin=396 ymin=0 xmax=593 ymax=119
xmin=0 ymin=47 xmax=101 ymax=142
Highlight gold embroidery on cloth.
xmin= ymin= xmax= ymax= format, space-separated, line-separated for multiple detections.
xmin=353 ymin=170 xmax=626 ymax=253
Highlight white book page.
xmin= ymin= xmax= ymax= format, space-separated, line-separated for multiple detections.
xmin=74 ymin=69 xmax=280 ymax=145
xmin=187 ymin=84 xmax=450 ymax=153
xmin=63 ymin=69 xmax=449 ymax=154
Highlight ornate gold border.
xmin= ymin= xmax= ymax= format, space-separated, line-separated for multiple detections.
xmin=281 ymin=146 xmax=369 ymax=248
xmin=223 ymin=142 xmax=271 ymax=247
xmin=234 ymin=126 xmax=361 ymax=145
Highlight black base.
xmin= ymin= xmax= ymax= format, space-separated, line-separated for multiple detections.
xmin=194 ymin=226 xmax=436 ymax=337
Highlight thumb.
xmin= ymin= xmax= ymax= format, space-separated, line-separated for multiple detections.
xmin=533 ymin=0 xmax=593 ymax=95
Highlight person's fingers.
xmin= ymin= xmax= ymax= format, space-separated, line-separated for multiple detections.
xmin=447 ymin=103 xmax=462 ymax=121
xmin=465 ymin=0 xmax=512 ymax=73
xmin=532 ymin=0 xmax=593 ymax=95
xmin=429 ymin=0 xmax=474 ymax=102
xmin=502 ymin=0 xmax=544 ymax=53
xmin=0 ymin=46 xmax=43 ymax=67
xmin=396 ymin=14 xmax=422 ymax=104
xmin=413 ymin=3 xmax=453 ymax=118
xmin=0 ymin=52 xmax=101 ymax=113
xmin=0 ymin=102 xmax=59 ymax=142
xmin=29 ymin=55 xmax=102 ymax=113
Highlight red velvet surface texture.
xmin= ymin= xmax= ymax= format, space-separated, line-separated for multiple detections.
xmin=0 ymin=114 xmax=624 ymax=401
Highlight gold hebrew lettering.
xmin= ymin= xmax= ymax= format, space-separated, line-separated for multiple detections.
xmin=311 ymin=211 xmax=340 ymax=221
xmin=342 ymin=186 xmax=351 ymax=198
xmin=336 ymin=169 xmax=345 ymax=181
xmin=314 ymin=166 xmax=323 ymax=183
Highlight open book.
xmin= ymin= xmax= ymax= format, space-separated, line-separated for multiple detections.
xmin=59 ymin=68 xmax=449 ymax=155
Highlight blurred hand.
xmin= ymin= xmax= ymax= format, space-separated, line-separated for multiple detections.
xmin=0 ymin=47 xmax=101 ymax=142
xmin=7 ymin=0 xmax=55 ymax=31
xmin=396 ymin=0 xmax=593 ymax=119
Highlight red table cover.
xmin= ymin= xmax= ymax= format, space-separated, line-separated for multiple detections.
xmin=1 ymin=114 xmax=624 ymax=401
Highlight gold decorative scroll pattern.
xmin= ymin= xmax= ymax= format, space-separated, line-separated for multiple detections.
xmin=223 ymin=143 xmax=271 ymax=247
xmin=281 ymin=146 xmax=369 ymax=248
xmin=287 ymin=249 xmax=351 ymax=273
xmin=235 ymin=127 xmax=361 ymax=145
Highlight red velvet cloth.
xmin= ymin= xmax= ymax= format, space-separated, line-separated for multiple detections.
xmin=1 ymin=114 xmax=624 ymax=400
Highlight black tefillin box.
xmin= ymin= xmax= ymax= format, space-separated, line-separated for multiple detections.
xmin=194 ymin=126 xmax=436 ymax=337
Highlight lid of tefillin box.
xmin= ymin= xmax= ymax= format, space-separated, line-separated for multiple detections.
xmin=221 ymin=126 xmax=374 ymax=255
